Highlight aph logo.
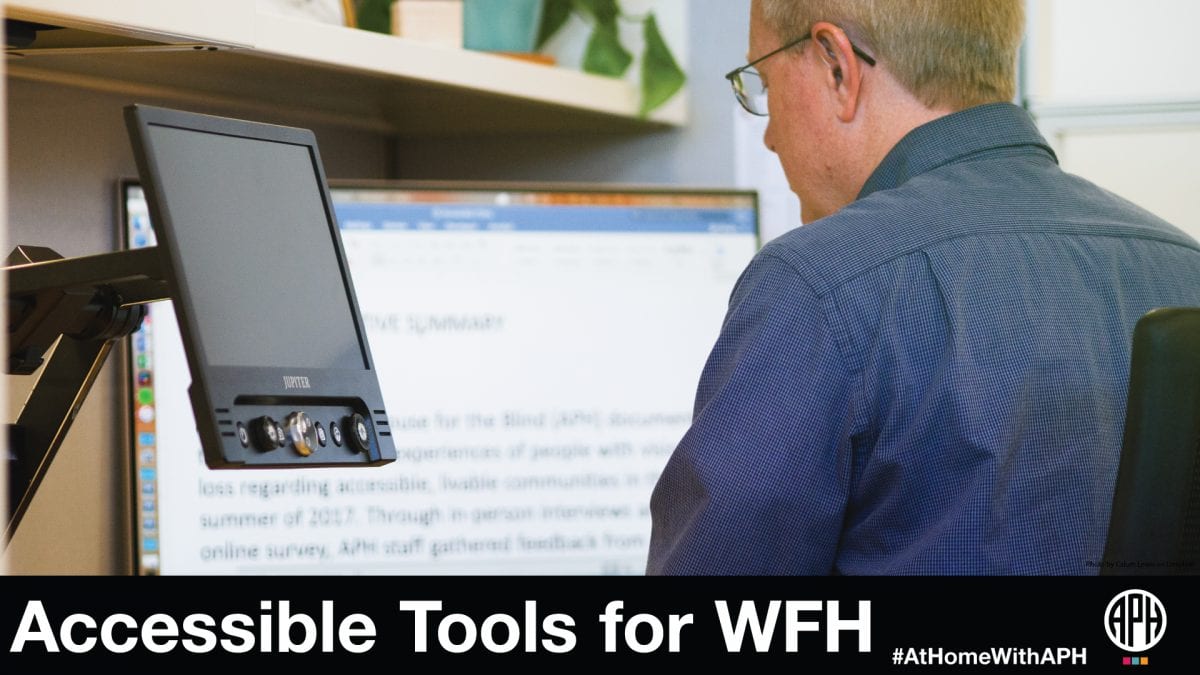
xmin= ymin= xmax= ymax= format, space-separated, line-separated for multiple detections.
xmin=1105 ymin=589 xmax=1166 ymax=652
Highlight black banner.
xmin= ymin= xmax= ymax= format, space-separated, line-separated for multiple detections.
xmin=1 ymin=576 xmax=1194 ymax=669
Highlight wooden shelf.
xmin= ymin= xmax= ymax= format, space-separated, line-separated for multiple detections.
xmin=5 ymin=0 xmax=686 ymax=136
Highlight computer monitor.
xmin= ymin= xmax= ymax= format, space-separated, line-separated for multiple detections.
xmin=123 ymin=179 xmax=760 ymax=574
xmin=124 ymin=105 xmax=395 ymax=470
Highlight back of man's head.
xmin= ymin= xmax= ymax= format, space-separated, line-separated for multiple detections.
xmin=758 ymin=0 xmax=1025 ymax=111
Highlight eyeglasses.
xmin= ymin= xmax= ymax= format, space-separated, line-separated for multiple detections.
xmin=725 ymin=33 xmax=877 ymax=116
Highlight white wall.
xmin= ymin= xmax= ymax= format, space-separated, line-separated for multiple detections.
xmin=1026 ymin=0 xmax=1200 ymax=106
xmin=1026 ymin=0 xmax=1200 ymax=236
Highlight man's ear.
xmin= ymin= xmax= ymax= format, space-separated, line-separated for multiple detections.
xmin=810 ymin=21 xmax=865 ymax=123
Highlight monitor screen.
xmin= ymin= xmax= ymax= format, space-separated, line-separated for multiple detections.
xmin=140 ymin=125 xmax=366 ymax=370
xmin=125 ymin=180 xmax=760 ymax=574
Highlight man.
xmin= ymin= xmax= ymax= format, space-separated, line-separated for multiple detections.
xmin=647 ymin=0 xmax=1200 ymax=574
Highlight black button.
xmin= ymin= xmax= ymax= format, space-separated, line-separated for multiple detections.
xmin=315 ymin=422 xmax=327 ymax=447
xmin=344 ymin=413 xmax=371 ymax=453
xmin=329 ymin=420 xmax=343 ymax=447
xmin=250 ymin=416 xmax=280 ymax=451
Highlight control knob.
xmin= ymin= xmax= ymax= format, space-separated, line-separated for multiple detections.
xmin=343 ymin=413 xmax=372 ymax=454
xmin=284 ymin=411 xmax=319 ymax=457
xmin=250 ymin=416 xmax=281 ymax=451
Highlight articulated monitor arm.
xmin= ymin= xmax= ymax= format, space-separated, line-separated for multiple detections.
xmin=4 ymin=245 xmax=168 ymax=543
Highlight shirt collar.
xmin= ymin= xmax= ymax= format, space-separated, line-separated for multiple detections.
xmin=858 ymin=102 xmax=1058 ymax=200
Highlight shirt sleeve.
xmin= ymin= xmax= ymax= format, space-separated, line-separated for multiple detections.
xmin=646 ymin=251 xmax=857 ymax=574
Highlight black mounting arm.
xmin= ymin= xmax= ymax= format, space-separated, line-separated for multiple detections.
xmin=5 ymin=245 xmax=169 ymax=543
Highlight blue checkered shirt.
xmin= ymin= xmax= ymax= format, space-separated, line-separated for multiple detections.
xmin=647 ymin=102 xmax=1200 ymax=575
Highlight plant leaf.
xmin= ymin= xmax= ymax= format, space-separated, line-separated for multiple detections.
xmin=583 ymin=24 xmax=632 ymax=77
xmin=640 ymin=12 xmax=686 ymax=116
xmin=537 ymin=0 xmax=574 ymax=50
xmin=572 ymin=0 xmax=620 ymax=29
xmin=354 ymin=0 xmax=391 ymax=35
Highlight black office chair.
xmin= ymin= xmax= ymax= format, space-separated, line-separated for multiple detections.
xmin=1102 ymin=307 xmax=1200 ymax=575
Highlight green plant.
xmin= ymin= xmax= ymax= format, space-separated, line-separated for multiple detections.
xmin=536 ymin=0 xmax=686 ymax=117
xmin=350 ymin=0 xmax=392 ymax=34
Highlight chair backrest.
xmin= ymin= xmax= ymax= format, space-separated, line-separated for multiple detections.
xmin=1102 ymin=307 xmax=1200 ymax=575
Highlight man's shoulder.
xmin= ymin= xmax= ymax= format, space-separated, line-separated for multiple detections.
xmin=760 ymin=183 xmax=957 ymax=297
xmin=764 ymin=159 xmax=1200 ymax=298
